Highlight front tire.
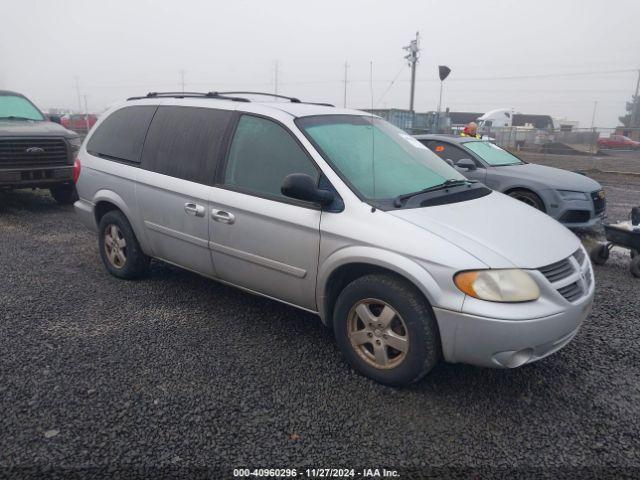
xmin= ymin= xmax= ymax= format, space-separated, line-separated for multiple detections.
xmin=590 ymin=243 xmax=609 ymax=266
xmin=49 ymin=184 xmax=78 ymax=205
xmin=630 ymin=256 xmax=640 ymax=278
xmin=333 ymin=274 xmax=441 ymax=387
xmin=98 ymin=210 xmax=149 ymax=279
xmin=507 ymin=189 xmax=545 ymax=211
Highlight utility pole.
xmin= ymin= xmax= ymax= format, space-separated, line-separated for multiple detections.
xmin=590 ymin=100 xmax=598 ymax=157
xmin=274 ymin=60 xmax=279 ymax=97
xmin=83 ymin=94 xmax=89 ymax=132
xmin=403 ymin=32 xmax=420 ymax=113
xmin=343 ymin=61 xmax=349 ymax=108
xmin=74 ymin=76 xmax=82 ymax=112
xmin=631 ymin=69 xmax=640 ymax=128
xmin=590 ymin=100 xmax=598 ymax=129
xmin=179 ymin=70 xmax=186 ymax=92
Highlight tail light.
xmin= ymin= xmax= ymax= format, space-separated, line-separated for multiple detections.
xmin=73 ymin=158 xmax=81 ymax=183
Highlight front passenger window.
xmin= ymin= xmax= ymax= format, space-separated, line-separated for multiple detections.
xmin=224 ymin=115 xmax=319 ymax=199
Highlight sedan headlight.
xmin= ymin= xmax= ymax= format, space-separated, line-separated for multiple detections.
xmin=454 ymin=269 xmax=540 ymax=302
xmin=557 ymin=190 xmax=589 ymax=201
xmin=68 ymin=137 xmax=82 ymax=154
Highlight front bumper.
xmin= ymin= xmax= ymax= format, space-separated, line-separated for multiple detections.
xmin=0 ymin=165 xmax=72 ymax=188
xmin=433 ymin=288 xmax=594 ymax=368
xmin=541 ymin=189 xmax=605 ymax=230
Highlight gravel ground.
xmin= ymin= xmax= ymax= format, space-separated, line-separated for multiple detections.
xmin=1 ymin=180 xmax=640 ymax=479
xmin=519 ymin=150 xmax=640 ymax=176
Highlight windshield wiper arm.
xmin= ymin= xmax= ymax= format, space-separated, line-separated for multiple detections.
xmin=0 ymin=116 xmax=35 ymax=121
xmin=394 ymin=179 xmax=475 ymax=207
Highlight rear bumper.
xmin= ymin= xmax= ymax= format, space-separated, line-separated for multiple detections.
xmin=433 ymin=289 xmax=593 ymax=368
xmin=74 ymin=198 xmax=97 ymax=232
xmin=0 ymin=165 xmax=72 ymax=188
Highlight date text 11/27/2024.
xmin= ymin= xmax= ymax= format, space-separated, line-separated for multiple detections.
xmin=232 ymin=468 xmax=400 ymax=478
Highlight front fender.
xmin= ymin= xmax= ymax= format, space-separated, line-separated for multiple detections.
xmin=316 ymin=245 xmax=465 ymax=323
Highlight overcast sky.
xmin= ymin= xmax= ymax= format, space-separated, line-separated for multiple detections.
xmin=2 ymin=0 xmax=639 ymax=127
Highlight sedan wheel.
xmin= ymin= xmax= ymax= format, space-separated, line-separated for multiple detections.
xmin=508 ymin=189 xmax=544 ymax=211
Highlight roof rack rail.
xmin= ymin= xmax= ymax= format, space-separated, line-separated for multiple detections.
xmin=126 ymin=91 xmax=250 ymax=102
xmin=218 ymin=92 xmax=335 ymax=107
xmin=126 ymin=90 xmax=335 ymax=107
xmin=216 ymin=91 xmax=302 ymax=103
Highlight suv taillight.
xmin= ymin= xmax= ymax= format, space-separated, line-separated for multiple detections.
xmin=73 ymin=158 xmax=81 ymax=183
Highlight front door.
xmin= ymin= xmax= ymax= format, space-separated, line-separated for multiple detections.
xmin=209 ymin=114 xmax=321 ymax=310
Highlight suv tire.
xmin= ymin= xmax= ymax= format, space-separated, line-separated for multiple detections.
xmin=333 ymin=274 xmax=441 ymax=387
xmin=49 ymin=184 xmax=78 ymax=205
xmin=98 ymin=210 xmax=149 ymax=279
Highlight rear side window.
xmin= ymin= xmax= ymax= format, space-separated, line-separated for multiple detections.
xmin=87 ymin=106 xmax=156 ymax=163
xmin=141 ymin=106 xmax=232 ymax=184
xmin=223 ymin=115 xmax=318 ymax=199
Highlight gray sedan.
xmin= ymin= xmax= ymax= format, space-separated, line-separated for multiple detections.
xmin=414 ymin=135 xmax=606 ymax=230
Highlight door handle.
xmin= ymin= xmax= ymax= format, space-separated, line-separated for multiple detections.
xmin=184 ymin=202 xmax=205 ymax=217
xmin=211 ymin=209 xmax=235 ymax=224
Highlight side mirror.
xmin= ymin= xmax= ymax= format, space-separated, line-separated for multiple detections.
xmin=455 ymin=158 xmax=477 ymax=171
xmin=48 ymin=115 xmax=61 ymax=124
xmin=281 ymin=173 xmax=334 ymax=207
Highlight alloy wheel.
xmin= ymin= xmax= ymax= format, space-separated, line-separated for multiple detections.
xmin=104 ymin=224 xmax=127 ymax=269
xmin=347 ymin=298 xmax=409 ymax=370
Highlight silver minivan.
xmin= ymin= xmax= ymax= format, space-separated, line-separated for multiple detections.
xmin=74 ymin=92 xmax=595 ymax=386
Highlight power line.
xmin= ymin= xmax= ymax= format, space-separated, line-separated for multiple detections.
xmin=375 ymin=63 xmax=407 ymax=107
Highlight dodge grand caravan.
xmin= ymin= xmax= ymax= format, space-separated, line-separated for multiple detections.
xmin=74 ymin=92 xmax=595 ymax=386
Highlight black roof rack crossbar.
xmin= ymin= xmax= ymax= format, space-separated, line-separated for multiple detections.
xmin=216 ymin=91 xmax=302 ymax=103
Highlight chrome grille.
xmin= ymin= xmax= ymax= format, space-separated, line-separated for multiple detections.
xmin=585 ymin=268 xmax=593 ymax=288
xmin=0 ymin=138 xmax=69 ymax=168
xmin=538 ymin=258 xmax=574 ymax=283
xmin=558 ymin=282 xmax=584 ymax=302
xmin=538 ymin=248 xmax=591 ymax=303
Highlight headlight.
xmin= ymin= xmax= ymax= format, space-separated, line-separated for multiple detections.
xmin=68 ymin=137 xmax=82 ymax=154
xmin=557 ymin=190 xmax=588 ymax=201
xmin=454 ymin=269 xmax=540 ymax=302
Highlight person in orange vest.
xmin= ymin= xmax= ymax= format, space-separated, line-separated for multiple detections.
xmin=461 ymin=122 xmax=481 ymax=139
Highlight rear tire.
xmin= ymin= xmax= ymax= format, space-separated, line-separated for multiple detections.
xmin=98 ymin=210 xmax=149 ymax=279
xmin=49 ymin=184 xmax=78 ymax=205
xmin=507 ymin=189 xmax=545 ymax=211
xmin=630 ymin=256 xmax=640 ymax=278
xmin=333 ymin=274 xmax=441 ymax=387
xmin=590 ymin=243 xmax=609 ymax=265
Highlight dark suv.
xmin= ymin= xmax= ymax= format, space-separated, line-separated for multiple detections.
xmin=0 ymin=90 xmax=81 ymax=204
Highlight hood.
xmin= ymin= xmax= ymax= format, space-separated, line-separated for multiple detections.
xmin=494 ymin=163 xmax=601 ymax=192
xmin=389 ymin=191 xmax=580 ymax=269
xmin=0 ymin=120 xmax=77 ymax=138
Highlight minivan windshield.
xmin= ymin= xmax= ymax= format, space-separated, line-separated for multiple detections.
xmin=464 ymin=141 xmax=522 ymax=166
xmin=0 ymin=94 xmax=44 ymax=121
xmin=297 ymin=115 xmax=465 ymax=201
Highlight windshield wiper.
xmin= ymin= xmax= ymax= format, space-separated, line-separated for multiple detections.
xmin=0 ymin=116 xmax=36 ymax=121
xmin=394 ymin=179 xmax=475 ymax=207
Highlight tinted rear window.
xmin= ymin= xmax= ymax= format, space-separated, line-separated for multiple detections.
xmin=141 ymin=106 xmax=232 ymax=184
xmin=87 ymin=106 xmax=156 ymax=163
